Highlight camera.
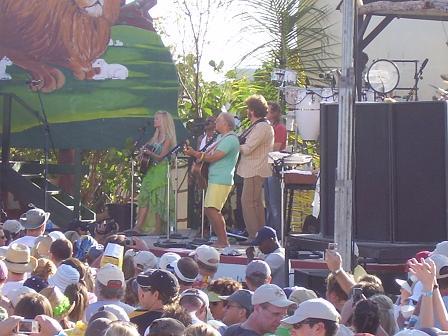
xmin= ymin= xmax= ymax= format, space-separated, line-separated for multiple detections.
xmin=352 ymin=287 xmax=363 ymax=305
xmin=15 ymin=319 xmax=39 ymax=334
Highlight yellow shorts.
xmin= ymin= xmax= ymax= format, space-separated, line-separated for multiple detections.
xmin=204 ymin=184 xmax=232 ymax=211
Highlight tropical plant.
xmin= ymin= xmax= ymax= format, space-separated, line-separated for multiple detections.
xmin=236 ymin=0 xmax=337 ymax=85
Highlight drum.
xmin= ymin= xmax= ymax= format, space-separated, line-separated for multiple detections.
xmin=286 ymin=87 xmax=337 ymax=141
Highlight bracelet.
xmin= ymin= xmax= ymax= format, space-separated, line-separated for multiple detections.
xmin=332 ymin=268 xmax=342 ymax=276
xmin=200 ymin=153 xmax=205 ymax=161
xmin=421 ymin=290 xmax=433 ymax=297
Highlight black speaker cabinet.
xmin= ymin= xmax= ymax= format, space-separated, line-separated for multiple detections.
xmin=321 ymin=101 xmax=448 ymax=243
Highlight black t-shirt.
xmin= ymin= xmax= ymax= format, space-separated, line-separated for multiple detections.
xmin=129 ymin=309 xmax=163 ymax=335
xmin=223 ymin=324 xmax=261 ymax=336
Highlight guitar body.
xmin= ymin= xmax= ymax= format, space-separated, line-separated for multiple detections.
xmin=191 ymin=160 xmax=209 ymax=190
xmin=139 ymin=144 xmax=155 ymax=175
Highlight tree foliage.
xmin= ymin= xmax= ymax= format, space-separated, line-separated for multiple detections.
xmin=237 ymin=0 xmax=337 ymax=85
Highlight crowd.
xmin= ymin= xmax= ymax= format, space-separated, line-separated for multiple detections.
xmin=0 ymin=206 xmax=447 ymax=336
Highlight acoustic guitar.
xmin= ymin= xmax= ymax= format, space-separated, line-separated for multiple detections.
xmin=191 ymin=160 xmax=209 ymax=190
xmin=139 ymin=144 xmax=155 ymax=175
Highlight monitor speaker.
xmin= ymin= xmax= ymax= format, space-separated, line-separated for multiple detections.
xmin=320 ymin=101 xmax=448 ymax=243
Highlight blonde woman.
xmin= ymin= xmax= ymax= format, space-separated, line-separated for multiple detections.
xmin=135 ymin=111 xmax=177 ymax=234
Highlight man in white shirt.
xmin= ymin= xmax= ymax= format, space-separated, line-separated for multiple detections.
xmin=11 ymin=208 xmax=49 ymax=248
xmin=1 ymin=243 xmax=37 ymax=299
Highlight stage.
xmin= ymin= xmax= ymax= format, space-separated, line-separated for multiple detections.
xmin=140 ymin=234 xmax=408 ymax=296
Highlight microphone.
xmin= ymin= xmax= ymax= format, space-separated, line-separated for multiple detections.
xmin=420 ymin=58 xmax=429 ymax=71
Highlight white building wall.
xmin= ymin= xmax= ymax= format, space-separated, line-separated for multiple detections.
xmin=320 ymin=1 xmax=448 ymax=99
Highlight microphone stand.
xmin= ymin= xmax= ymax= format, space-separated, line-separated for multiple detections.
xmin=130 ymin=125 xmax=148 ymax=232
xmin=407 ymin=59 xmax=428 ymax=101
xmin=269 ymin=152 xmax=293 ymax=287
xmin=156 ymin=144 xmax=187 ymax=247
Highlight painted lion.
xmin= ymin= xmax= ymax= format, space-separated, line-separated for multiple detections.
xmin=0 ymin=0 xmax=121 ymax=92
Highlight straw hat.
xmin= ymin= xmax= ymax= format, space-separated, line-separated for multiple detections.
xmin=40 ymin=286 xmax=75 ymax=319
xmin=1 ymin=243 xmax=37 ymax=273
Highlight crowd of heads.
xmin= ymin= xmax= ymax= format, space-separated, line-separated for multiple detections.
xmin=1 ymin=207 xmax=448 ymax=336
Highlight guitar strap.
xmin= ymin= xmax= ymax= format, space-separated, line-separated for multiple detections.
xmin=238 ymin=118 xmax=267 ymax=144
xmin=206 ymin=132 xmax=238 ymax=155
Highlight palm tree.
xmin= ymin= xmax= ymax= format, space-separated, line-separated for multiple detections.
xmin=237 ymin=0 xmax=337 ymax=85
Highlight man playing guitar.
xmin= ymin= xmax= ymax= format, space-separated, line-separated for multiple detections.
xmin=184 ymin=112 xmax=240 ymax=248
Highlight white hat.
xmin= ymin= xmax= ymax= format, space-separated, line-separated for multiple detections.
xmin=159 ymin=252 xmax=181 ymax=270
xmin=97 ymin=263 xmax=125 ymax=288
xmin=48 ymin=264 xmax=80 ymax=292
xmin=426 ymin=254 xmax=448 ymax=279
xmin=395 ymin=279 xmax=412 ymax=294
xmin=189 ymin=245 xmax=220 ymax=268
xmin=281 ymin=298 xmax=340 ymax=324
xmin=2 ymin=220 xmax=23 ymax=234
xmin=132 ymin=250 xmax=158 ymax=271
xmin=48 ymin=231 xmax=66 ymax=241
xmin=8 ymin=286 xmax=36 ymax=307
xmin=180 ymin=288 xmax=209 ymax=308
xmin=432 ymin=241 xmax=448 ymax=257
xmin=252 ymin=284 xmax=294 ymax=308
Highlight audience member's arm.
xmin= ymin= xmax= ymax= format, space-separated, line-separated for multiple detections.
xmin=325 ymin=249 xmax=356 ymax=295
xmin=409 ymin=258 xmax=436 ymax=329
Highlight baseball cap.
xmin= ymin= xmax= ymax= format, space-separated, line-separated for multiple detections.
xmin=159 ymin=252 xmax=181 ymax=270
xmin=246 ymin=260 xmax=271 ymax=277
xmin=281 ymin=298 xmax=340 ymax=324
xmin=251 ymin=226 xmax=278 ymax=246
xmin=252 ymin=284 xmax=294 ymax=307
xmin=289 ymin=287 xmax=318 ymax=305
xmin=180 ymin=288 xmax=209 ymax=308
xmin=189 ymin=245 xmax=220 ymax=268
xmin=145 ymin=318 xmax=185 ymax=336
xmin=220 ymin=289 xmax=253 ymax=312
xmin=131 ymin=250 xmax=158 ymax=272
xmin=395 ymin=278 xmax=413 ymax=294
xmin=2 ymin=220 xmax=23 ymax=234
xmin=426 ymin=254 xmax=448 ymax=279
xmin=432 ymin=241 xmax=448 ymax=257
xmin=97 ymin=263 xmax=125 ymax=288
xmin=137 ymin=269 xmax=179 ymax=300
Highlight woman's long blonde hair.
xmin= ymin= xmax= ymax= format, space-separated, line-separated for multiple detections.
xmin=150 ymin=111 xmax=177 ymax=148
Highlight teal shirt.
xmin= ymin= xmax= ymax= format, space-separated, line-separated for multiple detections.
xmin=208 ymin=133 xmax=240 ymax=185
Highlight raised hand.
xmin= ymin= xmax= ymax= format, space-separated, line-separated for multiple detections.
xmin=409 ymin=257 xmax=436 ymax=291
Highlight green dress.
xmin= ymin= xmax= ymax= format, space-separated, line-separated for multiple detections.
xmin=137 ymin=142 xmax=175 ymax=233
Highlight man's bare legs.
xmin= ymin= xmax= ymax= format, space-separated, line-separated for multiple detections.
xmin=205 ymin=207 xmax=229 ymax=248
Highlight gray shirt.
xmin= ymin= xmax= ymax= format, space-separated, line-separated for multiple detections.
xmin=264 ymin=247 xmax=287 ymax=288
